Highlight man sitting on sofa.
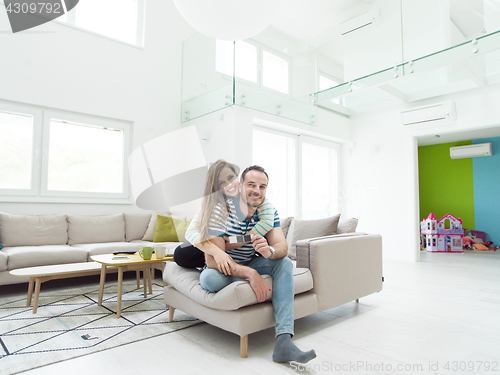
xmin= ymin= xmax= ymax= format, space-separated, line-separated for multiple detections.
xmin=200 ymin=165 xmax=316 ymax=364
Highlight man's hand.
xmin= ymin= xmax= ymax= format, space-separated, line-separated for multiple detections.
xmin=223 ymin=235 xmax=250 ymax=251
xmin=252 ymin=234 xmax=273 ymax=258
xmin=248 ymin=270 xmax=272 ymax=303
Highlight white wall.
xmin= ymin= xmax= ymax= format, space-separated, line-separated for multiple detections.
xmin=340 ymin=107 xmax=419 ymax=261
xmin=0 ymin=1 xmax=350 ymax=219
xmin=341 ymin=83 xmax=500 ymax=261
xmin=0 ymin=1 xmax=195 ymax=215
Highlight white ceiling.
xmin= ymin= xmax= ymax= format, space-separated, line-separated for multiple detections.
xmin=268 ymin=0 xmax=489 ymax=66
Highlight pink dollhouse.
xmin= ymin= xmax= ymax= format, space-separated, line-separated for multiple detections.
xmin=421 ymin=213 xmax=464 ymax=253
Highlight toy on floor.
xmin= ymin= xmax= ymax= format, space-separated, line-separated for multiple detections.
xmin=462 ymin=229 xmax=497 ymax=251
xmin=421 ymin=213 xmax=464 ymax=253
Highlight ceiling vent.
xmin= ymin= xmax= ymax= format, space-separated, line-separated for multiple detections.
xmin=450 ymin=143 xmax=492 ymax=159
xmin=339 ymin=9 xmax=379 ymax=36
xmin=401 ymin=101 xmax=457 ymax=126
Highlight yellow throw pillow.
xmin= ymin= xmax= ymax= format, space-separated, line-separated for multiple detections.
xmin=153 ymin=215 xmax=192 ymax=242
xmin=173 ymin=217 xmax=191 ymax=242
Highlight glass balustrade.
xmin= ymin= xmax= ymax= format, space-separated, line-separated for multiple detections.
xmin=181 ymin=0 xmax=500 ymax=122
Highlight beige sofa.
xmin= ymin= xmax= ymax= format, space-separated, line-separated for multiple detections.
xmin=0 ymin=212 xmax=182 ymax=286
xmin=163 ymin=216 xmax=383 ymax=358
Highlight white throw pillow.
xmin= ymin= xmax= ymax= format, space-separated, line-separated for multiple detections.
xmin=337 ymin=217 xmax=359 ymax=234
xmin=287 ymin=214 xmax=341 ymax=260
xmin=142 ymin=211 xmax=171 ymax=241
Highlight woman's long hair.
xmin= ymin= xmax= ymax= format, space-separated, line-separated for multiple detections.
xmin=198 ymin=159 xmax=238 ymax=242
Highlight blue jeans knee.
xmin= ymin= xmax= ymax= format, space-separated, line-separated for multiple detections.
xmin=199 ymin=267 xmax=233 ymax=293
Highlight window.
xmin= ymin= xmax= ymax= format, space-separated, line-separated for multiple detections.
xmin=252 ymin=128 xmax=296 ymax=218
xmin=44 ymin=118 xmax=124 ymax=195
xmin=216 ymin=40 xmax=258 ymax=83
xmin=253 ymin=126 xmax=339 ymax=220
xmin=216 ymin=40 xmax=291 ymax=94
xmin=0 ymin=111 xmax=34 ymax=191
xmin=235 ymin=41 xmax=258 ymax=83
xmin=58 ymin=0 xmax=144 ymax=46
xmin=0 ymin=102 xmax=131 ymax=203
xmin=263 ymin=50 xmax=289 ymax=94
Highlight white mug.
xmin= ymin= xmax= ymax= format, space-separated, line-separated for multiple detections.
xmin=155 ymin=245 xmax=167 ymax=258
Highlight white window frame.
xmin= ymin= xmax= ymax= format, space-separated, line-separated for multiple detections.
xmin=0 ymin=101 xmax=42 ymax=197
xmin=253 ymin=125 xmax=340 ymax=219
xmin=0 ymin=101 xmax=132 ymax=204
xmin=0 ymin=0 xmax=146 ymax=48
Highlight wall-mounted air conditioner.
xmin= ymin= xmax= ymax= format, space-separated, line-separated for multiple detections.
xmin=401 ymin=101 xmax=456 ymax=126
xmin=339 ymin=9 xmax=380 ymax=36
xmin=450 ymin=143 xmax=492 ymax=159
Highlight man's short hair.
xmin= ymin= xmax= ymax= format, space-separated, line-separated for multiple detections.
xmin=241 ymin=165 xmax=269 ymax=183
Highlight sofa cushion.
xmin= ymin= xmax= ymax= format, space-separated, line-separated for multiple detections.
xmin=280 ymin=217 xmax=293 ymax=238
xmin=124 ymin=213 xmax=152 ymax=242
xmin=337 ymin=217 xmax=359 ymax=234
xmin=287 ymin=214 xmax=341 ymax=260
xmin=3 ymin=245 xmax=87 ymax=270
xmin=0 ymin=250 xmax=7 ymax=272
xmin=163 ymin=262 xmax=313 ymax=311
xmin=0 ymin=213 xmax=68 ymax=247
xmin=67 ymin=214 xmax=125 ymax=245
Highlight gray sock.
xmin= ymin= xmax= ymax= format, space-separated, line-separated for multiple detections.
xmin=272 ymin=333 xmax=316 ymax=363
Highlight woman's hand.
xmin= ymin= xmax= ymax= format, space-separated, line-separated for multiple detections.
xmin=213 ymin=250 xmax=237 ymax=276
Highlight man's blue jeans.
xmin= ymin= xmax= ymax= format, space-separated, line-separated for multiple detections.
xmin=199 ymin=256 xmax=294 ymax=337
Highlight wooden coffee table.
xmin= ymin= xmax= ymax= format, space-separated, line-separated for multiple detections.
xmin=91 ymin=253 xmax=173 ymax=318
xmin=10 ymin=262 xmax=118 ymax=313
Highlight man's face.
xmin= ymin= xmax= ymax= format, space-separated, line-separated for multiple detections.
xmin=240 ymin=170 xmax=268 ymax=209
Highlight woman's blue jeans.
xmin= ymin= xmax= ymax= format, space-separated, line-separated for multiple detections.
xmin=199 ymin=256 xmax=294 ymax=337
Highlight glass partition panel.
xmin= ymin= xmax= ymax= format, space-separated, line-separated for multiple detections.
xmin=182 ymin=28 xmax=317 ymax=125
xmin=314 ymin=29 xmax=500 ymax=116
xmin=181 ymin=33 xmax=234 ymax=122
xmin=312 ymin=0 xmax=500 ymax=109
xmin=234 ymin=27 xmax=317 ymax=125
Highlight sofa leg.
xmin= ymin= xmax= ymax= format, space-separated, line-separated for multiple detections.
xmin=240 ymin=335 xmax=248 ymax=358
xmin=168 ymin=307 xmax=175 ymax=322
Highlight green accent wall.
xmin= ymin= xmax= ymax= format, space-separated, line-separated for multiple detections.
xmin=418 ymin=141 xmax=475 ymax=229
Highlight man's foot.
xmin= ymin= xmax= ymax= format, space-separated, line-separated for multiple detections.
xmin=272 ymin=334 xmax=316 ymax=363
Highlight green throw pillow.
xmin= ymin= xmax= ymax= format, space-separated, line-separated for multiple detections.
xmin=153 ymin=215 xmax=191 ymax=242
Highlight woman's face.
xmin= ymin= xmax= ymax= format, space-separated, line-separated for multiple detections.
xmin=218 ymin=166 xmax=239 ymax=197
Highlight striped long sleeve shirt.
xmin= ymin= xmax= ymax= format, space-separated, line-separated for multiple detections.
xmin=185 ymin=197 xmax=277 ymax=246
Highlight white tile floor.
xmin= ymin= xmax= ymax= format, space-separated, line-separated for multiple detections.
xmin=17 ymin=251 xmax=500 ymax=374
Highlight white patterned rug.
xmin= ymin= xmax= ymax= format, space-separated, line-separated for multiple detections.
xmin=0 ymin=279 xmax=201 ymax=375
